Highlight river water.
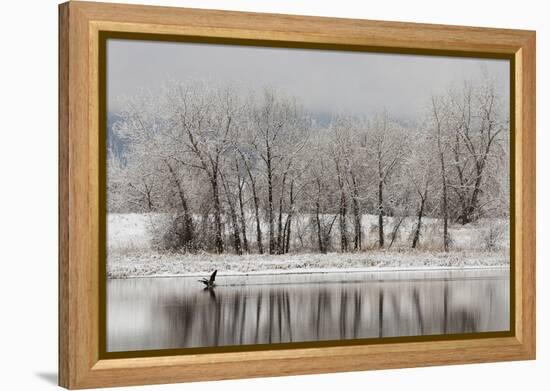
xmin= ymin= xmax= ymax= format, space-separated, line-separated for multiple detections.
xmin=106 ymin=269 xmax=509 ymax=352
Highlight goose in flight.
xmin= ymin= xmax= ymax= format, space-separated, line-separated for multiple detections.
xmin=198 ymin=270 xmax=217 ymax=289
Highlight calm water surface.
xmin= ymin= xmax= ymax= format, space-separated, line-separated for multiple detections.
xmin=106 ymin=269 xmax=509 ymax=352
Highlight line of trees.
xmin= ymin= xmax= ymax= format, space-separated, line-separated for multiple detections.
xmin=107 ymin=77 xmax=509 ymax=254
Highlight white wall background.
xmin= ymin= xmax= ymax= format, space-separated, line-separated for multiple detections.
xmin=0 ymin=0 xmax=546 ymax=389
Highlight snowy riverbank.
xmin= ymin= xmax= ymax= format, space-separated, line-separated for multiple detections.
xmin=107 ymin=250 xmax=509 ymax=279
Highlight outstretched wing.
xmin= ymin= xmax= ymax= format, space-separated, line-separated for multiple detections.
xmin=209 ymin=270 xmax=217 ymax=284
xmin=198 ymin=278 xmax=208 ymax=286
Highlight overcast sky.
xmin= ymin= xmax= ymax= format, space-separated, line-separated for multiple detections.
xmin=107 ymin=39 xmax=509 ymax=119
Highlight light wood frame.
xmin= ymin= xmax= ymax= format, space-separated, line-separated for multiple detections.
xmin=59 ymin=1 xmax=536 ymax=389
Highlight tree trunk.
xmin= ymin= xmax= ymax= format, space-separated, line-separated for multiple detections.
xmin=441 ymin=165 xmax=449 ymax=252
xmin=235 ymin=158 xmax=249 ymax=253
xmin=335 ymin=162 xmax=348 ymax=252
xmin=221 ymin=174 xmax=242 ymax=255
xmin=144 ymin=184 xmax=154 ymax=212
xmin=166 ymin=162 xmax=194 ymax=247
xmin=452 ymin=132 xmax=469 ymax=225
xmin=229 ymin=209 xmax=242 ymax=255
xmin=339 ymin=192 xmax=349 ymax=252
xmin=284 ymin=181 xmax=295 ymax=253
xmin=433 ymin=98 xmax=449 ymax=252
xmin=211 ymin=173 xmax=224 ymax=253
xmin=237 ymin=178 xmax=249 ymax=254
xmin=252 ymin=192 xmax=263 ymax=254
xmin=267 ymin=146 xmax=275 ymax=254
xmin=388 ymin=215 xmax=405 ymax=249
xmin=244 ymin=162 xmax=263 ymax=254
xmin=412 ymin=191 xmax=427 ymax=249
xmin=466 ymin=162 xmax=485 ymax=223
xmin=238 ymin=151 xmax=263 ymax=254
xmin=277 ymin=201 xmax=284 ymax=253
xmin=378 ymin=178 xmax=385 ymax=248
xmin=316 ymin=202 xmax=324 ymax=253
xmin=315 ymin=179 xmax=325 ymax=253
xmin=276 ymin=173 xmax=287 ymax=254
xmin=283 ymin=217 xmax=291 ymax=253
xmin=351 ymin=175 xmax=362 ymax=251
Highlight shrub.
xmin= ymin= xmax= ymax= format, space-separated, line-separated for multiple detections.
xmin=481 ymin=222 xmax=506 ymax=251
xmin=150 ymin=213 xmax=197 ymax=252
xmin=415 ymin=221 xmax=453 ymax=251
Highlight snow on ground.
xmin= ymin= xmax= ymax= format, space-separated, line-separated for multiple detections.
xmin=106 ymin=213 xmax=509 ymax=279
xmin=107 ymin=213 xmax=509 ymax=252
xmin=107 ymin=213 xmax=162 ymax=252
xmin=107 ymin=250 xmax=509 ymax=279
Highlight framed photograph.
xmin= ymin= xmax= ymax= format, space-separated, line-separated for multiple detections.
xmin=59 ymin=1 xmax=535 ymax=389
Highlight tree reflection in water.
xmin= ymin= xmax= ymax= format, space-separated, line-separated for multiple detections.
xmin=106 ymin=271 xmax=509 ymax=352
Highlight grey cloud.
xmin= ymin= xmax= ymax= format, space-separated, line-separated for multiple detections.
xmin=107 ymin=39 xmax=509 ymax=118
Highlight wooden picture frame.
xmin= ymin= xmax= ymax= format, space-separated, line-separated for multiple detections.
xmin=59 ymin=1 xmax=536 ymax=389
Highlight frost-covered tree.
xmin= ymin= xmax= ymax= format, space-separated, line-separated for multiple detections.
xmin=446 ymin=80 xmax=508 ymax=224
xmin=366 ymin=112 xmax=407 ymax=248
xmin=405 ymin=124 xmax=437 ymax=249
xmin=107 ymin=74 xmax=509 ymax=255
xmin=250 ymin=88 xmax=310 ymax=254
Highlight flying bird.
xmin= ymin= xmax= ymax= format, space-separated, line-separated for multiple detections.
xmin=198 ymin=270 xmax=217 ymax=289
